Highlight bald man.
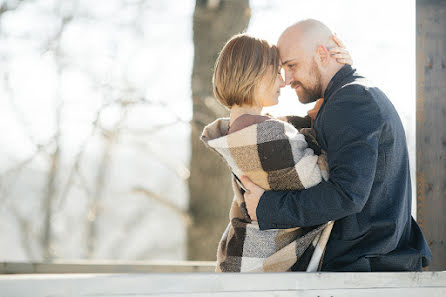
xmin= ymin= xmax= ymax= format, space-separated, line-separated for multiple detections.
xmin=241 ymin=19 xmax=432 ymax=271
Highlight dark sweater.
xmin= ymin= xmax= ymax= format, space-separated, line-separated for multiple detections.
xmin=256 ymin=65 xmax=432 ymax=271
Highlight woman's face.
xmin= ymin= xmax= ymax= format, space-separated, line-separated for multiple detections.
xmin=255 ymin=66 xmax=286 ymax=107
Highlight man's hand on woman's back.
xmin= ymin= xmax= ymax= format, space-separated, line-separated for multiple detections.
xmin=240 ymin=176 xmax=265 ymax=221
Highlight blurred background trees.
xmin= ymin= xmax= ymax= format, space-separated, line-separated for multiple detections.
xmin=0 ymin=0 xmax=193 ymax=262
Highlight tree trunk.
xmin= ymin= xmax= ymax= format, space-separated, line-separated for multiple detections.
xmin=188 ymin=0 xmax=250 ymax=260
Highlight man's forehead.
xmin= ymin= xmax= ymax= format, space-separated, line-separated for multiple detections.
xmin=280 ymin=30 xmax=316 ymax=67
xmin=279 ymin=42 xmax=304 ymax=65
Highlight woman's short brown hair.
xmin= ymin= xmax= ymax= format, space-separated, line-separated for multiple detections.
xmin=212 ymin=33 xmax=280 ymax=108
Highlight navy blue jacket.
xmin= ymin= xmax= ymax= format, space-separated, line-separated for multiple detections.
xmin=257 ymin=65 xmax=432 ymax=271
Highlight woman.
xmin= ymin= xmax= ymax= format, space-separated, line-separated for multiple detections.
xmin=201 ymin=33 xmax=351 ymax=272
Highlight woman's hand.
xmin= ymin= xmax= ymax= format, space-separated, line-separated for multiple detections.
xmin=330 ymin=34 xmax=353 ymax=65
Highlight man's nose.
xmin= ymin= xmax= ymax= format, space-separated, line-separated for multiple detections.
xmin=284 ymin=70 xmax=293 ymax=85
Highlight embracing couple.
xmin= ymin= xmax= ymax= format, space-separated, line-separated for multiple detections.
xmin=201 ymin=19 xmax=432 ymax=272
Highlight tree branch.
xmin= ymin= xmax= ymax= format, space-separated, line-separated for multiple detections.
xmin=132 ymin=187 xmax=192 ymax=226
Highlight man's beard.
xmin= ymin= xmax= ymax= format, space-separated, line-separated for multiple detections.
xmin=294 ymin=61 xmax=322 ymax=104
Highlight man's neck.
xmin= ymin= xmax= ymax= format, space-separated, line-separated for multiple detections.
xmin=321 ymin=64 xmax=344 ymax=96
xmin=230 ymin=105 xmax=262 ymax=126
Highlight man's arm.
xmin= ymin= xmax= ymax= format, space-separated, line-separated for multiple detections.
xmin=253 ymin=91 xmax=383 ymax=230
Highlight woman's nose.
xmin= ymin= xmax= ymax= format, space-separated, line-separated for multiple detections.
xmin=279 ymin=75 xmax=286 ymax=88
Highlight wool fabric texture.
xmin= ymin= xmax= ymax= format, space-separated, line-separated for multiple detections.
xmin=201 ymin=116 xmax=333 ymax=272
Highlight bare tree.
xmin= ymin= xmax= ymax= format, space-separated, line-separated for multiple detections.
xmin=41 ymin=4 xmax=75 ymax=261
xmin=188 ymin=0 xmax=251 ymax=260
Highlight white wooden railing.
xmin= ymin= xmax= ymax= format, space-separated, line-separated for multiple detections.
xmin=0 ymin=262 xmax=445 ymax=297
xmin=0 ymin=260 xmax=216 ymax=274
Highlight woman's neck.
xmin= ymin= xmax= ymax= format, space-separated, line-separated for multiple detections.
xmin=229 ymin=105 xmax=262 ymax=126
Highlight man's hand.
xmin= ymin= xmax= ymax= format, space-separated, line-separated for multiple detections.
xmin=240 ymin=176 xmax=265 ymax=221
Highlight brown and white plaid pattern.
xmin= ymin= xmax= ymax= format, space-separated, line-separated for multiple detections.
xmin=202 ymin=118 xmax=328 ymax=191
xmin=201 ymin=117 xmax=333 ymax=272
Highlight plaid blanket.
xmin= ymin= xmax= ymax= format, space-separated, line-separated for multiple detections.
xmin=201 ymin=117 xmax=333 ymax=272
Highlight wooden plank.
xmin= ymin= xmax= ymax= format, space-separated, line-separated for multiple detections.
xmin=67 ymin=292 xmax=297 ymax=297
xmin=0 ymin=261 xmax=216 ymax=274
xmin=416 ymin=0 xmax=446 ymax=270
xmin=296 ymin=288 xmax=446 ymax=297
xmin=0 ymin=272 xmax=445 ymax=297
xmin=26 ymin=291 xmax=441 ymax=297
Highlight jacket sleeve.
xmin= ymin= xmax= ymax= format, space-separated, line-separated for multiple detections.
xmin=256 ymin=90 xmax=383 ymax=229
xmin=283 ymin=115 xmax=312 ymax=130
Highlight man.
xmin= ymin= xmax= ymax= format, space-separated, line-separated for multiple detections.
xmin=241 ymin=19 xmax=432 ymax=271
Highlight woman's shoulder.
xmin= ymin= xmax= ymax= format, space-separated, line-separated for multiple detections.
xmin=228 ymin=114 xmax=271 ymax=134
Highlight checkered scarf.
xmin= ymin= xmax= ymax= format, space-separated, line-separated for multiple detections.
xmin=201 ymin=117 xmax=333 ymax=272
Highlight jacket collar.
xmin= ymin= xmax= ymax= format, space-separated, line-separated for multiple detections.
xmin=323 ymin=65 xmax=355 ymax=102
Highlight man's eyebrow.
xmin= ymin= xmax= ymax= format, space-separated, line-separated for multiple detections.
xmin=281 ymin=59 xmax=296 ymax=66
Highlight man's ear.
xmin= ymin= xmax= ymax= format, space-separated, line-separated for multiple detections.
xmin=316 ymin=45 xmax=330 ymax=65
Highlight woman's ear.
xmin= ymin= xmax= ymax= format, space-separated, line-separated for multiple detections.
xmin=316 ymin=45 xmax=330 ymax=65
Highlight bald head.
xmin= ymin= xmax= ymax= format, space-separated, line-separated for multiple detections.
xmin=278 ymin=19 xmax=336 ymax=60
xmin=277 ymin=19 xmax=343 ymax=104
